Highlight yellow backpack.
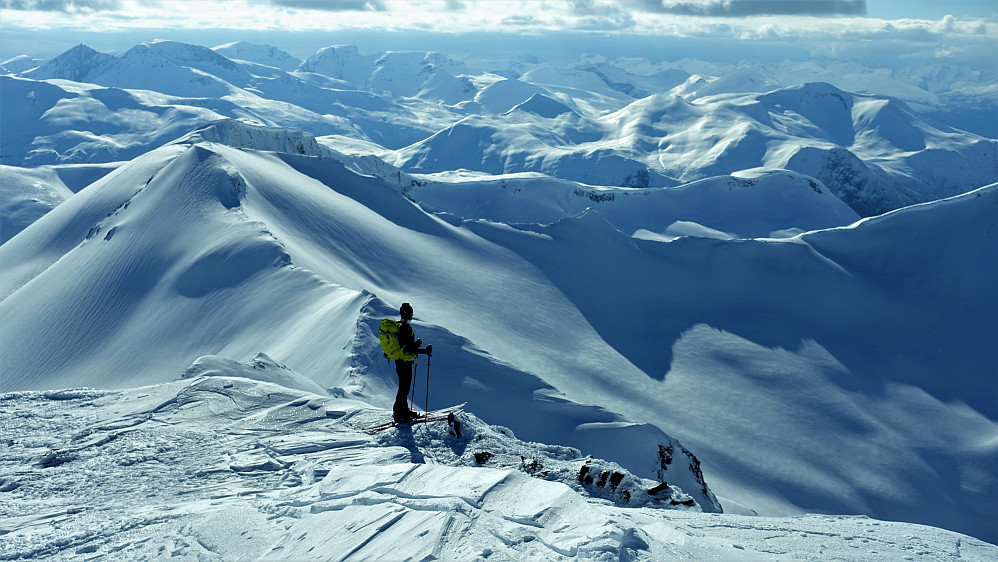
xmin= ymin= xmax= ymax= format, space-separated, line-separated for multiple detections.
xmin=379 ymin=318 xmax=415 ymax=361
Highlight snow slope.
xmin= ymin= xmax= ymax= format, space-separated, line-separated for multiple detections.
xmin=1 ymin=120 xmax=994 ymax=543
xmin=2 ymin=359 xmax=995 ymax=560
xmin=407 ymin=167 xmax=859 ymax=239
xmin=0 ymin=120 xmax=717 ymax=512
xmin=0 ymin=165 xmax=74 ymax=243
xmin=212 ymin=40 xmax=301 ymax=71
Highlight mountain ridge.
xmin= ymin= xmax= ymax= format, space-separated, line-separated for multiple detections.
xmin=5 ymin=40 xmax=995 ymax=216
xmin=1 ymin=119 xmax=994 ymax=541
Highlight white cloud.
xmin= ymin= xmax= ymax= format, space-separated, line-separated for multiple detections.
xmin=0 ymin=0 xmax=993 ymax=68
xmin=261 ymin=0 xmax=388 ymax=11
xmin=0 ymin=0 xmax=122 ymax=10
xmin=630 ymin=0 xmax=866 ymax=16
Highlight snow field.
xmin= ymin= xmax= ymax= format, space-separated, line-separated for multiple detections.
xmin=3 ymin=363 xmax=994 ymax=560
xmin=0 ymin=363 xmax=694 ymax=560
xmin=0 ymin=165 xmax=75 ymax=243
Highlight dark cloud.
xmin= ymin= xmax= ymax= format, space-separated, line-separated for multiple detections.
xmin=262 ymin=0 xmax=388 ymax=11
xmin=0 ymin=0 xmax=122 ymax=11
xmin=635 ymin=0 xmax=867 ymax=17
xmin=568 ymin=0 xmax=624 ymax=16
xmin=564 ymin=1 xmax=637 ymax=30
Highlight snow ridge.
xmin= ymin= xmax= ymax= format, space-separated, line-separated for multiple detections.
xmin=178 ymin=119 xmax=324 ymax=157
xmin=3 ymin=362 xmax=993 ymax=560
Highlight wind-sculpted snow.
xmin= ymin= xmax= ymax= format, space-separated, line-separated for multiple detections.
xmin=0 ymin=362 xmax=708 ymax=559
xmin=2 ymin=366 xmax=994 ymax=560
xmin=182 ymin=353 xmax=330 ymax=396
xmin=178 ymin=119 xmax=324 ymax=157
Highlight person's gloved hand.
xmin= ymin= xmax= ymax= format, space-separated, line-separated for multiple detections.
xmin=415 ymin=338 xmax=422 ymax=347
xmin=425 ymin=345 xmax=433 ymax=357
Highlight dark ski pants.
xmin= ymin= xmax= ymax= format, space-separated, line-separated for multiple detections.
xmin=394 ymin=360 xmax=413 ymax=419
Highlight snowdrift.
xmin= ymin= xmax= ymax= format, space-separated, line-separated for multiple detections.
xmin=0 ymin=357 xmax=712 ymax=560
xmin=2 ymin=359 xmax=994 ymax=560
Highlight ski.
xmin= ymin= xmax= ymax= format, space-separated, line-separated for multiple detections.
xmin=362 ymin=412 xmax=452 ymax=434
xmin=362 ymin=403 xmax=464 ymax=435
xmin=361 ymin=403 xmax=464 ymax=434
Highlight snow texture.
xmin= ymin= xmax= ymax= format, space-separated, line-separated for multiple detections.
xmin=1 ymin=39 xmax=997 ymax=554
xmin=2 ymin=361 xmax=994 ymax=560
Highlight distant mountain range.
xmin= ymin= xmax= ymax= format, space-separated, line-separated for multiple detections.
xmin=3 ymin=39 xmax=995 ymax=217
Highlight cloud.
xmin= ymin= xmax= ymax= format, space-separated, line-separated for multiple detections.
xmin=567 ymin=0 xmax=625 ymax=15
xmin=0 ymin=0 xmax=122 ymax=11
xmin=634 ymin=0 xmax=866 ymax=16
xmin=262 ymin=0 xmax=388 ymax=10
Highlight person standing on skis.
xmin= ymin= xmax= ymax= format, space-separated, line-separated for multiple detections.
xmin=394 ymin=302 xmax=432 ymax=423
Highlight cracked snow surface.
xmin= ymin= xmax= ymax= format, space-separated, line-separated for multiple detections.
xmin=2 ymin=372 xmax=994 ymax=561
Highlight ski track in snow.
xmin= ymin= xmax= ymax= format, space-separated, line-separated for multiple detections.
xmin=2 ymin=372 xmax=995 ymax=561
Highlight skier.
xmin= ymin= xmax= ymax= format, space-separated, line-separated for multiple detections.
xmin=393 ymin=302 xmax=432 ymax=423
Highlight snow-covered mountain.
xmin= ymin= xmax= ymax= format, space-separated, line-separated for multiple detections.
xmin=394 ymin=79 xmax=994 ymax=215
xmin=2 ymin=37 xmax=997 ymax=553
xmin=1 ymin=118 xmax=995 ymax=547
xmin=0 ymin=165 xmax=74 ymax=244
xmin=212 ymin=40 xmax=301 ymax=71
xmin=4 ymin=40 xmax=995 ymax=216
xmin=0 ymin=54 xmax=43 ymax=75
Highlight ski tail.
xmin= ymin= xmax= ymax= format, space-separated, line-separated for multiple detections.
xmin=362 ymin=403 xmax=465 ymax=434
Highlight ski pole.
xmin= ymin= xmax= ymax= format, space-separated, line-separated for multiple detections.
xmin=425 ymin=354 xmax=431 ymax=416
xmin=408 ymin=361 xmax=416 ymax=414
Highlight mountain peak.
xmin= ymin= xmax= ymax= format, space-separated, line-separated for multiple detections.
xmin=212 ymin=41 xmax=300 ymax=71
xmin=24 ymin=43 xmax=115 ymax=82
xmin=178 ymin=119 xmax=323 ymax=157
xmin=122 ymin=39 xmax=242 ymax=74
xmin=766 ymin=81 xmax=855 ymax=109
xmin=506 ymin=93 xmax=576 ymax=119
xmin=298 ymin=45 xmax=370 ymax=80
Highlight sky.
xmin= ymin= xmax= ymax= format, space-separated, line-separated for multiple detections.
xmin=1 ymin=0 xmax=996 ymax=68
